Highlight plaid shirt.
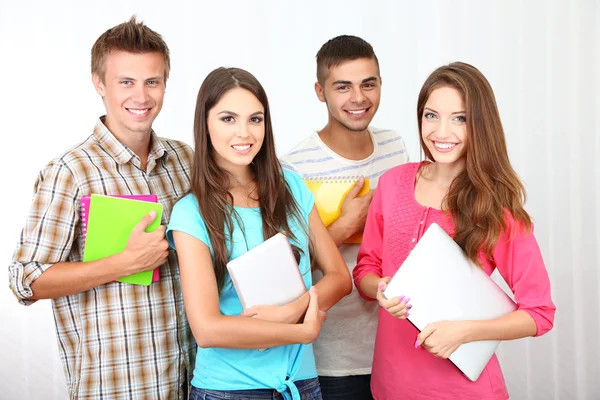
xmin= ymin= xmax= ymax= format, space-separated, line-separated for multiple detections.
xmin=9 ymin=118 xmax=196 ymax=399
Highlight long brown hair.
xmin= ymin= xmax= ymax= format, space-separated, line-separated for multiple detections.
xmin=191 ymin=67 xmax=307 ymax=292
xmin=417 ymin=62 xmax=531 ymax=265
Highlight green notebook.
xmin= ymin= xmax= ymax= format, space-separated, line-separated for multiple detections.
xmin=83 ymin=194 xmax=163 ymax=286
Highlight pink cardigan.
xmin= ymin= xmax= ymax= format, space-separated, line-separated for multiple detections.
xmin=353 ymin=162 xmax=555 ymax=400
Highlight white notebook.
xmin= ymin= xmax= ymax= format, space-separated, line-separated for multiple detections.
xmin=383 ymin=223 xmax=517 ymax=381
xmin=226 ymin=233 xmax=307 ymax=309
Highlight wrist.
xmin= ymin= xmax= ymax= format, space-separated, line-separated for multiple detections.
xmin=461 ymin=320 xmax=479 ymax=343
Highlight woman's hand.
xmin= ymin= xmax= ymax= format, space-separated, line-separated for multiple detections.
xmin=416 ymin=320 xmax=472 ymax=359
xmin=300 ymin=287 xmax=327 ymax=343
xmin=376 ymin=277 xmax=412 ymax=319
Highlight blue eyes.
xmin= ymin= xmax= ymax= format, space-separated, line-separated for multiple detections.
xmin=423 ymin=113 xmax=466 ymax=122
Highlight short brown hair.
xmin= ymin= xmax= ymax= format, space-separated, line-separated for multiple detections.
xmin=91 ymin=16 xmax=170 ymax=82
xmin=316 ymin=35 xmax=379 ymax=84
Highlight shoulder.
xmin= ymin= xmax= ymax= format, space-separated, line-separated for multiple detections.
xmin=379 ymin=162 xmax=421 ymax=185
xmin=280 ymin=133 xmax=322 ymax=167
xmin=172 ymin=192 xmax=200 ymax=215
xmin=283 ymin=169 xmax=305 ymax=191
xmin=159 ymin=138 xmax=194 ymax=165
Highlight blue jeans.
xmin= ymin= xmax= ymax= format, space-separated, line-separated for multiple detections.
xmin=189 ymin=377 xmax=322 ymax=400
xmin=318 ymin=375 xmax=373 ymax=400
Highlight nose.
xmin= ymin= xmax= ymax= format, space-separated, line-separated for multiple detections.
xmin=133 ymin=84 xmax=150 ymax=104
xmin=437 ymin=118 xmax=452 ymax=139
xmin=236 ymin=121 xmax=250 ymax=139
xmin=350 ymin=87 xmax=366 ymax=104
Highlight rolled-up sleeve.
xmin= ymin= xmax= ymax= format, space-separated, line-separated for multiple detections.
xmin=494 ymin=216 xmax=556 ymax=336
xmin=353 ymin=181 xmax=385 ymax=301
xmin=9 ymin=160 xmax=80 ymax=305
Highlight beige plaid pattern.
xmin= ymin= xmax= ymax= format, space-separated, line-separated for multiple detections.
xmin=9 ymin=118 xmax=195 ymax=399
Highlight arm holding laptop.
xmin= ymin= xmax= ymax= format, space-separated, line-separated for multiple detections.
xmin=415 ymin=217 xmax=555 ymax=358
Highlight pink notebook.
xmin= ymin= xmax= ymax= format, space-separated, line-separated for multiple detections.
xmin=81 ymin=194 xmax=160 ymax=282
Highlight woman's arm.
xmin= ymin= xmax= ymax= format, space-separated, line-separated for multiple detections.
xmin=418 ymin=217 xmax=556 ymax=359
xmin=173 ymin=230 xmax=325 ymax=349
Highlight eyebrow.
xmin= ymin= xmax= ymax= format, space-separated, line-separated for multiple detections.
xmin=424 ymin=107 xmax=466 ymax=115
xmin=217 ymin=110 xmax=265 ymax=117
xmin=331 ymin=76 xmax=379 ymax=86
xmin=114 ymin=76 xmax=164 ymax=81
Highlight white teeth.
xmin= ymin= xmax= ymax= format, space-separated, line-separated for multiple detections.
xmin=347 ymin=109 xmax=366 ymax=115
xmin=232 ymin=145 xmax=251 ymax=151
xmin=435 ymin=142 xmax=456 ymax=149
xmin=129 ymin=109 xmax=149 ymax=115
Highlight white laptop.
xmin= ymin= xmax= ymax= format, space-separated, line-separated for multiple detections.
xmin=226 ymin=233 xmax=307 ymax=310
xmin=383 ymin=223 xmax=517 ymax=381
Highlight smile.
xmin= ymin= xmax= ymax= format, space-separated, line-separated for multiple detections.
xmin=126 ymin=108 xmax=150 ymax=117
xmin=232 ymin=144 xmax=253 ymax=154
xmin=345 ymin=108 xmax=368 ymax=116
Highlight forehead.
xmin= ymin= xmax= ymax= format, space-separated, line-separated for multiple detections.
xmin=211 ymin=87 xmax=264 ymax=113
xmin=325 ymin=58 xmax=379 ymax=84
xmin=425 ymin=86 xmax=465 ymax=110
xmin=103 ymin=50 xmax=165 ymax=78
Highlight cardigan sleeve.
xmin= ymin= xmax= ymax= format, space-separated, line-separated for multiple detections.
xmin=493 ymin=214 xmax=556 ymax=336
xmin=353 ymin=176 xmax=386 ymax=301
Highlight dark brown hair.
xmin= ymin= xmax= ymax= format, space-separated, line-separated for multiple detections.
xmin=191 ymin=67 xmax=307 ymax=292
xmin=316 ymin=35 xmax=379 ymax=84
xmin=417 ymin=62 xmax=532 ymax=265
xmin=91 ymin=15 xmax=170 ymax=82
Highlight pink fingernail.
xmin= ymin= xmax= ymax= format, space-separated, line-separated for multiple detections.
xmin=407 ymin=304 xmax=413 ymax=309
xmin=398 ymin=295 xmax=405 ymax=302
xmin=379 ymin=284 xmax=385 ymax=290
xmin=404 ymin=297 xmax=411 ymax=303
xmin=406 ymin=312 xmax=410 ymax=317
xmin=414 ymin=340 xmax=419 ymax=348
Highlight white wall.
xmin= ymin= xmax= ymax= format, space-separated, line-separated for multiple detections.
xmin=1 ymin=1 xmax=598 ymax=399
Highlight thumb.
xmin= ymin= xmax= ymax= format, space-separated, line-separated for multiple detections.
xmin=240 ymin=307 xmax=258 ymax=318
xmin=346 ymin=176 xmax=365 ymax=200
xmin=134 ymin=210 xmax=158 ymax=232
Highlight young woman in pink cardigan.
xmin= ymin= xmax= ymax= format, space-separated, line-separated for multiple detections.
xmin=353 ymin=62 xmax=556 ymax=400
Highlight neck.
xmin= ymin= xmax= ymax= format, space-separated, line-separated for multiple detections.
xmin=318 ymin=121 xmax=373 ymax=160
xmin=428 ymin=159 xmax=466 ymax=187
xmin=225 ymin=164 xmax=255 ymax=188
xmin=104 ymin=117 xmax=151 ymax=167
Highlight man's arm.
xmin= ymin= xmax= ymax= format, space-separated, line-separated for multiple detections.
xmin=28 ymin=212 xmax=168 ymax=300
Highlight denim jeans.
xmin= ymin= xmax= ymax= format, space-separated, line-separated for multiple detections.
xmin=318 ymin=375 xmax=373 ymax=400
xmin=189 ymin=377 xmax=322 ymax=400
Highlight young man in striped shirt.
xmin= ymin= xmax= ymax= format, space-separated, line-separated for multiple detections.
xmin=8 ymin=17 xmax=194 ymax=399
xmin=280 ymin=35 xmax=409 ymax=400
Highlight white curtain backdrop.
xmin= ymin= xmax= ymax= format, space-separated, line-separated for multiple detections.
xmin=0 ymin=1 xmax=597 ymax=399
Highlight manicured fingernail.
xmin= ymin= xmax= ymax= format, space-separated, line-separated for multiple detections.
xmin=398 ymin=295 xmax=405 ymax=302
xmin=404 ymin=297 xmax=411 ymax=303
xmin=414 ymin=340 xmax=419 ymax=348
xmin=379 ymin=284 xmax=385 ymax=290
xmin=406 ymin=312 xmax=410 ymax=317
xmin=407 ymin=304 xmax=413 ymax=309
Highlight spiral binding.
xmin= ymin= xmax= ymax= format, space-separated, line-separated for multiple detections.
xmin=304 ymin=175 xmax=363 ymax=185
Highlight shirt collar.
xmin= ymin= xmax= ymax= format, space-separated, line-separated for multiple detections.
xmin=92 ymin=116 xmax=167 ymax=165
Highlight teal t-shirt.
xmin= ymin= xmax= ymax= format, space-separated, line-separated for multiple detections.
xmin=167 ymin=170 xmax=317 ymax=395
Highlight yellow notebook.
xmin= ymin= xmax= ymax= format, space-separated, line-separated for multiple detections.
xmin=303 ymin=176 xmax=370 ymax=244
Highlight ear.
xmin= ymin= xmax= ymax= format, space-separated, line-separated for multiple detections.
xmin=92 ymin=73 xmax=106 ymax=98
xmin=314 ymin=82 xmax=326 ymax=103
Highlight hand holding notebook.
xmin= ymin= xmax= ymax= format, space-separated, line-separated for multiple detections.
xmin=82 ymin=194 xmax=164 ymax=286
xmin=303 ymin=176 xmax=371 ymax=244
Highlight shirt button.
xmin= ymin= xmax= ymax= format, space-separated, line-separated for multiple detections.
xmin=420 ymin=221 xmax=424 ymax=224
xmin=412 ymin=238 xmax=416 ymax=243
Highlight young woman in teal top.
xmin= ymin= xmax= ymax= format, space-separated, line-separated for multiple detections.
xmin=167 ymin=67 xmax=352 ymax=400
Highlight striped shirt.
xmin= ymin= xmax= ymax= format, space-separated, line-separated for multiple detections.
xmin=8 ymin=117 xmax=195 ymax=399
xmin=280 ymin=127 xmax=410 ymax=376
